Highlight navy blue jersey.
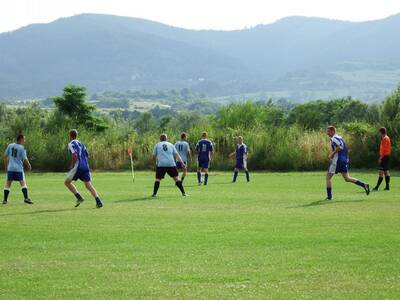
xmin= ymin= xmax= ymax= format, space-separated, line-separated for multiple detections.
xmin=331 ymin=135 xmax=348 ymax=162
xmin=68 ymin=139 xmax=90 ymax=172
xmin=236 ymin=144 xmax=248 ymax=161
xmin=196 ymin=139 xmax=213 ymax=161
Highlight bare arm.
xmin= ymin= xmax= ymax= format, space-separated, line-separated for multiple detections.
xmin=70 ymin=154 xmax=78 ymax=169
xmin=23 ymin=159 xmax=32 ymax=171
xmin=188 ymin=149 xmax=192 ymax=162
xmin=329 ymin=147 xmax=340 ymax=160
xmin=175 ymin=153 xmax=187 ymax=170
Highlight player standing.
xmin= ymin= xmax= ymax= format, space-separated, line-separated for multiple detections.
xmin=373 ymin=127 xmax=391 ymax=191
xmin=326 ymin=126 xmax=370 ymax=200
xmin=152 ymin=134 xmax=187 ymax=197
xmin=196 ymin=132 xmax=213 ymax=186
xmin=230 ymin=136 xmax=250 ymax=183
xmin=3 ymin=134 xmax=33 ymax=204
xmin=174 ymin=132 xmax=191 ymax=182
xmin=64 ymin=129 xmax=103 ymax=208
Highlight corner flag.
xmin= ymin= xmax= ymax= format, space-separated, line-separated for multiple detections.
xmin=128 ymin=144 xmax=135 ymax=182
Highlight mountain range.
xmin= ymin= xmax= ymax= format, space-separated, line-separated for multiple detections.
xmin=0 ymin=13 xmax=399 ymax=101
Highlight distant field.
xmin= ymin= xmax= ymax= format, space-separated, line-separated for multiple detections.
xmin=0 ymin=171 xmax=399 ymax=299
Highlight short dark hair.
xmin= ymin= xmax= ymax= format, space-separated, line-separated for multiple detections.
xmin=16 ymin=134 xmax=24 ymax=142
xmin=69 ymin=129 xmax=78 ymax=139
xmin=181 ymin=132 xmax=187 ymax=139
xmin=160 ymin=134 xmax=167 ymax=141
xmin=379 ymin=127 xmax=387 ymax=135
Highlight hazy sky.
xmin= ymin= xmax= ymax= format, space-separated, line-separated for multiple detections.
xmin=1 ymin=0 xmax=400 ymax=33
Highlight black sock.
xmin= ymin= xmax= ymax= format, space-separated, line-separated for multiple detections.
xmin=75 ymin=193 xmax=83 ymax=200
xmin=245 ymin=171 xmax=250 ymax=182
xmin=22 ymin=187 xmax=28 ymax=200
xmin=4 ymin=189 xmax=10 ymax=202
xmin=153 ymin=181 xmax=160 ymax=195
xmin=181 ymin=176 xmax=185 ymax=182
xmin=176 ymin=181 xmax=185 ymax=194
xmin=375 ymin=177 xmax=383 ymax=189
xmin=385 ymin=176 xmax=390 ymax=189
xmin=233 ymin=171 xmax=238 ymax=182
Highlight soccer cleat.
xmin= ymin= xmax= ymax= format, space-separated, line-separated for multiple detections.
xmin=384 ymin=187 xmax=390 ymax=191
xmin=75 ymin=198 xmax=84 ymax=207
xmin=182 ymin=193 xmax=187 ymax=197
xmin=2 ymin=200 xmax=7 ymax=204
xmin=372 ymin=187 xmax=378 ymax=192
xmin=365 ymin=184 xmax=370 ymax=195
xmin=151 ymin=194 xmax=157 ymax=198
xmin=96 ymin=201 xmax=103 ymax=208
xmin=24 ymin=198 xmax=33 ymax=205
xmin=325 ymin=197 xmax=332 ymax=201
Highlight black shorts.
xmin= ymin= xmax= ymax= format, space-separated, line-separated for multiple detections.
xmin=379 ymin=156 xmax=390 ymax=171
xmin=156 ymin=167 xmax=179 ymax=179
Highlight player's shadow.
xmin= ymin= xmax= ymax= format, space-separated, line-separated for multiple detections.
xmin=0 ymin=207 xmax=90 ymax=217
xmin=288 ymin=198 xmax=366 ymax=209
xmin=114 ymin=196 xmax=153 ymax=203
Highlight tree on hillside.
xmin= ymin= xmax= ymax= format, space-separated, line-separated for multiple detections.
xmin=52 ymin=84 xmax=107 ymax=131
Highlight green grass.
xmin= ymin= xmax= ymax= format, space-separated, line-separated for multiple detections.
xmin=0 ymin=171 xmax=399 ymax=299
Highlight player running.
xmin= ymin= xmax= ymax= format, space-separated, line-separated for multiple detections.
xmin=326 ymin=126 xmax=370 ymax=200
xmin=373 ymin=127 xmax=391 ymax=191
xmin=229 ymin=136 xmax=250 ymax=183
xmin=175 ymin=132 xmax=191 ymax=182
xmin=195 ymin=132 xmax=213 ymax=186
xmin=64 ymin=129 xmax=103 ymax=208
xmin=152 ymin=134 xmax=187 ymax=197
xmin=3 ymin=134 xmax=33 ymax=204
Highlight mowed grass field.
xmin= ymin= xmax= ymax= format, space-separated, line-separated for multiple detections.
xmin=0 ymin=171 xmax=399 ymax=299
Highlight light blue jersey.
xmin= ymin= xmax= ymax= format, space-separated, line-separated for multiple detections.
xmin=153 ymin=141 xmax=180 ymax=167
xmin=4 ymin=143 xmax=27 ymax=172
xmin=174 ymin=141 xmax=190 ymax=162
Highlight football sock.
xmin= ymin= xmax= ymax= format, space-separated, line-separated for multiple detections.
xmin=197 ymin=172 xmax=201 ymax=183
xmin=355 ymin=180 xmax=365 ymax=188
xmin=4 ymin=188 xmax=10 ymax=202
xmin=181 ymin=176 xmax=185 ymax=182
xmin=245 ymin=171 xmax=250 ymax=182
xmin=153 ymin=181 xmax=160 ymax=195
xmin=75 ymin=193 xmax=83 ymax=200
xmin=175 ymin=181 xmax=185 ymax=194
xmin=327 ymin=187 xmax=332 ymax=199
xmin=21 ymin=187 xmax=28 ymax=200
xmin=204 ymin=174 xmax=209 ymax=185
xmin=375 ymin=176 xmax=383 ymax=189
xmin=233 ymin=171 xmax=238 ymax=182
xmin=385 ymin=176 xmax=390 ymax=189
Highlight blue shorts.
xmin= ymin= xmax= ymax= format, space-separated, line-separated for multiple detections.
xmin=198 ymin=160 xmax=210 ymax=169
xmin=68 ymin=168 xmax=91 ymax=182
xmin=329 ymin=160 xmax=348 ymax=174
xmin=176 ymin=161 xmax=187 ymax=170
xmin=7 ymin=171 xmax=24 ymax=181
xmin=235 ymin=159 xmax=247 ymax=169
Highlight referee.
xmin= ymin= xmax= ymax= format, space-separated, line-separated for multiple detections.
xmin=152 ymin=134 xmax=187 ymax=197
xmin=373 ymin=127 xmax=391 ymax=191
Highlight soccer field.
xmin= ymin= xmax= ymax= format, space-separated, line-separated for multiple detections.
xmin=0 ymin=171 xmax=399 ymax=299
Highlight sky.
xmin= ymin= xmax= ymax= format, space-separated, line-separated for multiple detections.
xmin=1 ymin=0 xmax=400 ymax=33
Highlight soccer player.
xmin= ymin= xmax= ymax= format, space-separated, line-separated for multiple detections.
xmin=326 ymin=126 xmax=370 ymax=200
xmin=3 ymin=134 xmax=33 ymax=204
xmin=373 ymin=127 xmax=391 ymax=191
xmin=64 ymin=129 xmax=103 ymax=208
xmin=229 ymin=136 xmax=250 ymax=183
xmin=152 ymin=133 xmax=186 ymax=197
xmin=195 ymin=132 xmax=213 ymax=185
xmin=175 ymin=132 xmax=192 ymax=182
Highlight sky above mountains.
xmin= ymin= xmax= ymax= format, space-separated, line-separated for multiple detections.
xmin=1 ymin=0 xmax=400 ymax=33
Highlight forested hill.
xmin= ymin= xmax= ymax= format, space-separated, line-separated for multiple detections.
xmin=0 ymin=13 xmax=399 ymax=99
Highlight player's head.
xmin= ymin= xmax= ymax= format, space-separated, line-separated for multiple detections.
xmin=181 ymin=132 xmax=187 ymax=141
xmin=379 ymin=127 xmax=387 ymax=136
xmin=201 ymin=131 xmax=208 ymax=139
xmin=326 ymin=126 xmax=336 ymax=137
xmin=237 ymin=136 xmax=243 ymax=144
xmin=160 ymin=133 xmax=168 ymax=141
xmin=16 ymin=134 xmax=25 ymax=144
xmin=69 ymin=129 xmax=78 ymax=141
